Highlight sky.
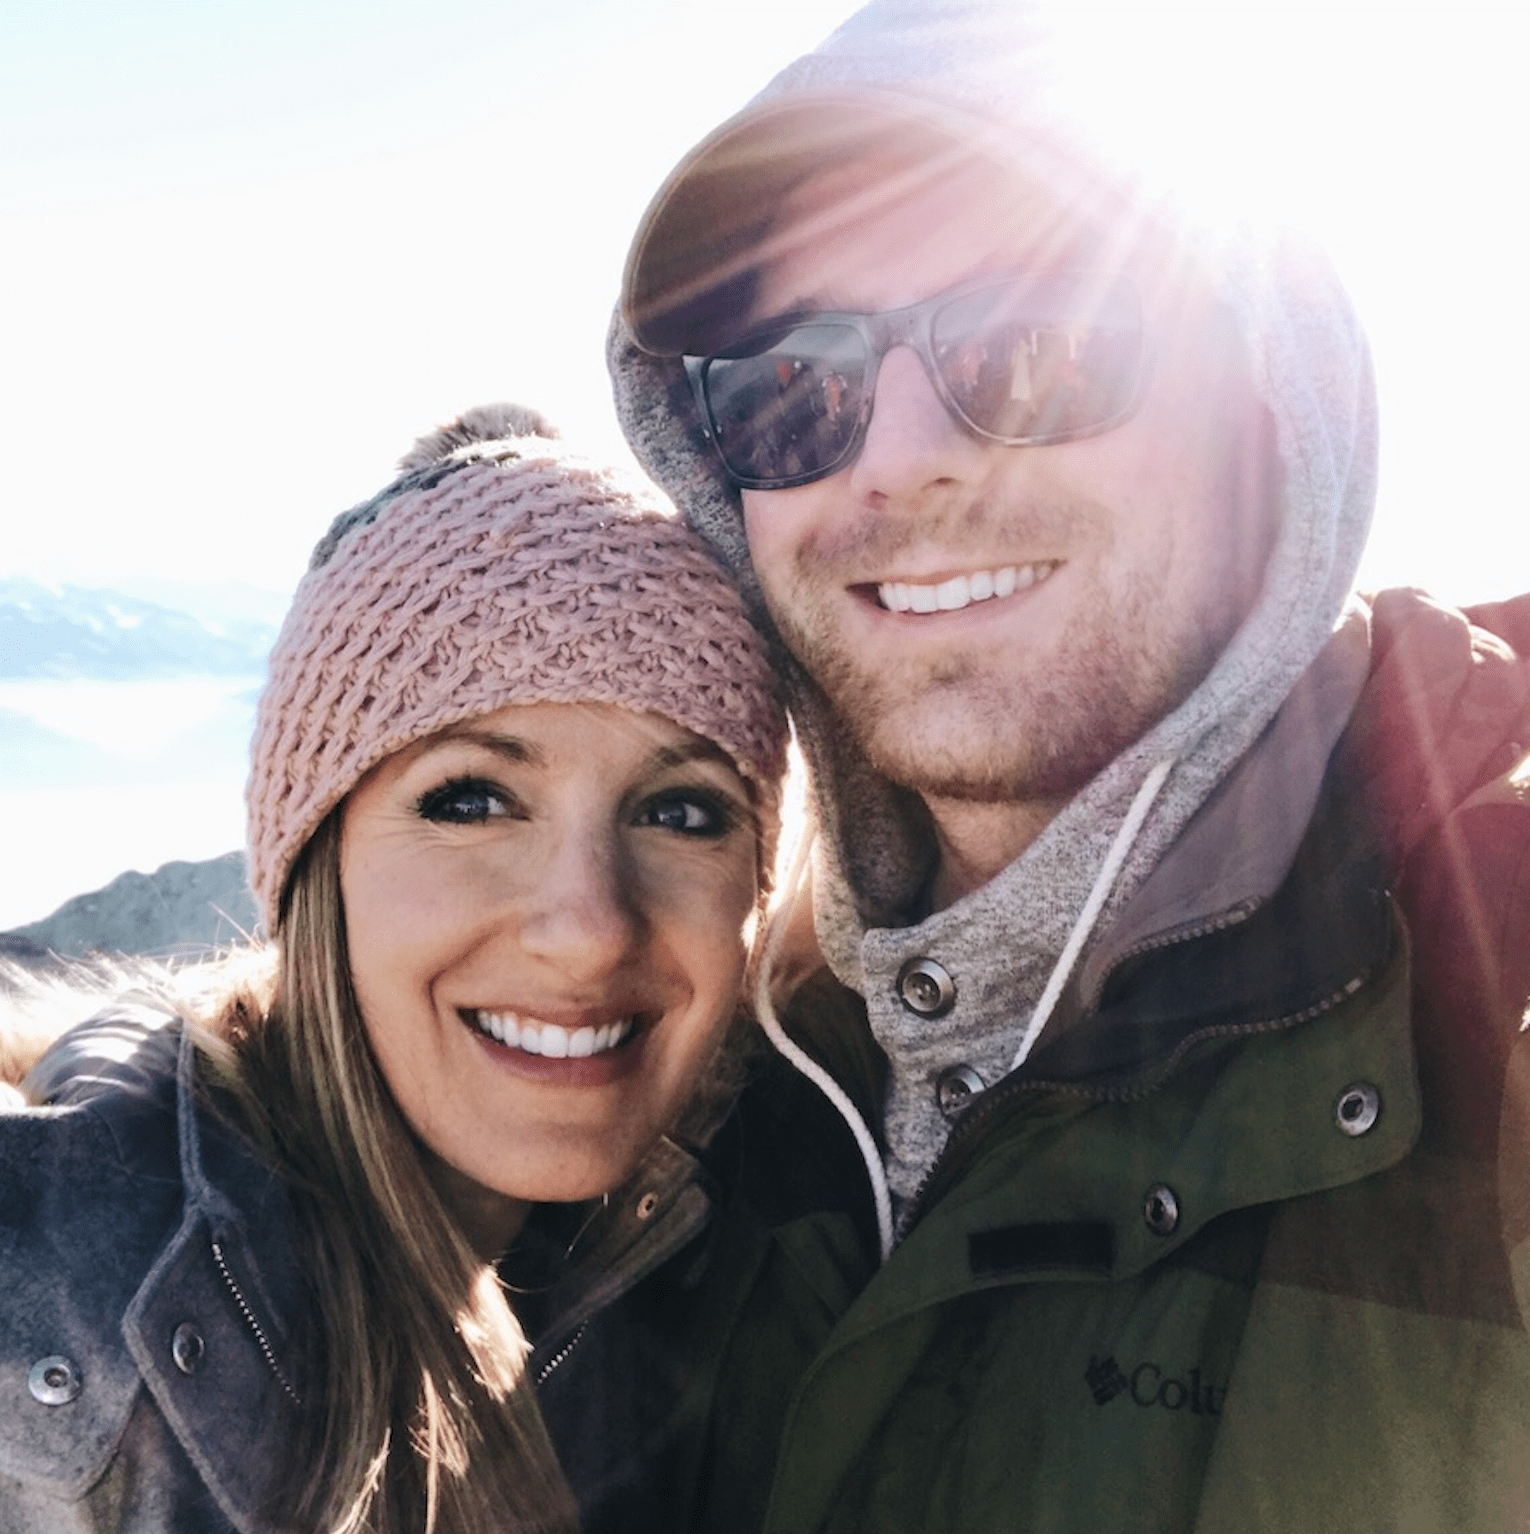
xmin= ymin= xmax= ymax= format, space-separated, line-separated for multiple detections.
xmin=1 ymin=0 xmax=871 ymax=604
xmin=2 ymin=0 xmax=1528 ymax=927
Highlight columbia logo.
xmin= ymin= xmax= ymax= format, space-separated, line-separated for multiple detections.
xmin=1086 ymin=1355 xmax=1226 ymax=1415
xmin=1086 ymin=1355 xmax=1130 ymax=1405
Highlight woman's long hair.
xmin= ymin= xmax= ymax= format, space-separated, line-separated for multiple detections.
xmin=203 ymin=809 xmax=579 ymax=1534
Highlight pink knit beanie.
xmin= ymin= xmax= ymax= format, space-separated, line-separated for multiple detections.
xmin=247 ymin=406 xmax=787 ymax=929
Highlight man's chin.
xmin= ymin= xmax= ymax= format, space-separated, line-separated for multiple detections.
xmin=871 ymin=750 xmax=1090 ymax=809
xmin=855 ymin=712 xmax=1045 ymax=805
xmin=849 ymin=690 xmax=1143 ymax=809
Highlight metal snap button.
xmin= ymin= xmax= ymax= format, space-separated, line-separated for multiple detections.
xmin=897 ymin=957 xmax=956 ymax=1018
xmin=1334 ymin=1082 xmax=1381 ymax=1137
xmin=28 ymin=1355 xmax=82 ymax=1406
xmin=171 ymin=1323 xmax=206 ymax=1376
xmin=1143 ymin=1184 xmax=1181 ymax=1236
xmin=935 ymin=1064 xmax=985 ymax=1118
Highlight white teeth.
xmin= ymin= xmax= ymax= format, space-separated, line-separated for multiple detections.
xmin=470 ymin=1011 xmax=635 ymax=1058
xmin=935 ymin=575 xmax=969 ymax=611
xmin=878 ymin=562 xmax=1055 ymax=615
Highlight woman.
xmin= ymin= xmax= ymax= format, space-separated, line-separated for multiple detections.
xmin=1 ymin=405 xmax=787 ymax=1533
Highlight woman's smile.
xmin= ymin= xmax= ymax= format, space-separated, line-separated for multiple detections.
xmin=463 ymin=1007 xmax=639 ymax=1059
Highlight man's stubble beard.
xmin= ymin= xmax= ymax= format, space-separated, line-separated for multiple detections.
xmin=769 ymin=543 xmax=1225 ymax=809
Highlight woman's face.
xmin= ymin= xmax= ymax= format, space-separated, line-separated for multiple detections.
xmin=339 ymin=701 xmax=761 ymax=1253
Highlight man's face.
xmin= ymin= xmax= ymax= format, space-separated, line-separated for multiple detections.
xmin=737 ymin=160 xmax=1280 ymax=815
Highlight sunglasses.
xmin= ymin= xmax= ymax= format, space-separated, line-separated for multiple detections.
xmin=685 ymin=270 xmax=1148 ymax=491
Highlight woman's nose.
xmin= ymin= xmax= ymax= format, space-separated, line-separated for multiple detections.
xmin=517 ymin=831 xmax=645 ymax=977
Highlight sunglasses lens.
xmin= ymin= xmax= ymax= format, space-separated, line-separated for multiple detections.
xmin=702 ymin=323 xmax=867 ymax=486
xmin=931 ymin=275 xmax=1143 ymax=444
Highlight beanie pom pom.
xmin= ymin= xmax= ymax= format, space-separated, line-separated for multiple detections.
xmin=398 ymin=402 xmax=559 ymax=472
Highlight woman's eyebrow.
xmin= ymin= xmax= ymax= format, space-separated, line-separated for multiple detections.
xmin=428 ymin=727 xmax=545 ymax=768
xmin=649 ymin=738 xmax=739 ymax=776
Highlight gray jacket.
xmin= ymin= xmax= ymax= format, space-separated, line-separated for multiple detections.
xmin=0 ymin=1009 xmax=301 ymax=1531
xmin=0 ymin=1009 xmax=719 ymax=1533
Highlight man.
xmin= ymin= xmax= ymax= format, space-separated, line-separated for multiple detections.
xmin=609 ymin=1 xmax=1530 ymax=1530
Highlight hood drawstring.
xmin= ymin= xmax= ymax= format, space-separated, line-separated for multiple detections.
xmin=756 ymin=830 xmax=897 ymax=1263
xmin=1007 ymin=755 xmax=1176 ymax=1072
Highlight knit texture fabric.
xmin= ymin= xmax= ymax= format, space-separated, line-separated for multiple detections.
xmin=246 ymin=418 xmax=787 ymax=929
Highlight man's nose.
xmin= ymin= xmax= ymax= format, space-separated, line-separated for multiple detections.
xmin=846 ymin=344 xmax=984 ymax=501
xmin=517 ymin=830 xmax=644 ymax=977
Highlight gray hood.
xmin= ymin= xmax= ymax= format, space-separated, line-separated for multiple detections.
xmin=610 ymin=0 xmax=1377 ymax=998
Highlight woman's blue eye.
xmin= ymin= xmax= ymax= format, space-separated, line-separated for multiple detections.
xmin=642 ymin=792 xmax=734 ymax=837
xmin=416 ymin=778 xmax=514 ymax=824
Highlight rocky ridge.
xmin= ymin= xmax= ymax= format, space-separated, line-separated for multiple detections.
xmin=0 ymin=852 xmax=258 ymax=971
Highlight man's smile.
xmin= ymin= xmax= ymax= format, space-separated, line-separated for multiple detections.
xmin=871 ymin=561 xmax=1063 ymax=614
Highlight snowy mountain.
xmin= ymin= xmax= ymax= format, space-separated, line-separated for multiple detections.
xmin=0 ymin=576 xmax=279 ymax=680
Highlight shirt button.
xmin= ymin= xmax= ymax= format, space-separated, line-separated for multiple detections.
xmin=28 ymin=1355 xmax=83 ymax=1406
xmin=171 ymin=1323 xmax=206 ymax=1376
xmin=935 ymin=1064 xmax=985 ymax=1118
xmin=897 ymin=957 xmax=956 ymax=1018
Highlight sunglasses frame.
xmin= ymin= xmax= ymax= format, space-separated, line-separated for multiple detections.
xmin=685 ymin=269 xmax=1150 ymax=492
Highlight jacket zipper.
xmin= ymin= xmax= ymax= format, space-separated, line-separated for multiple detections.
xmin=1079 ymin=897 xmax=1263 ymax=1011
xmin=210 ymin=1236 xmax=302 ymax=1406
xmin=534 ymin=1320 xmax=588 ymax=1387
xmin=211 ymin=1236 xmax=595 ymax=1400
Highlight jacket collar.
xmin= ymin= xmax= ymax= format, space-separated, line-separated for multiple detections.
xmin=520 ymin=1133 xmax=718 ymax=1370
xmin=121 ymin=1023 xmax=303 ymax=1533
xmin=1024 ymin=648 xmax=1391 ymax=1087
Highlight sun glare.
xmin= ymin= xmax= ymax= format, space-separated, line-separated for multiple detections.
xmin=1042 ymin=1 xmax=1382 ymax=233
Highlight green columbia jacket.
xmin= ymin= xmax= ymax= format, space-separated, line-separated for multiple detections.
xmin=671 ymin=589 xmax=1530 ymax=1534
